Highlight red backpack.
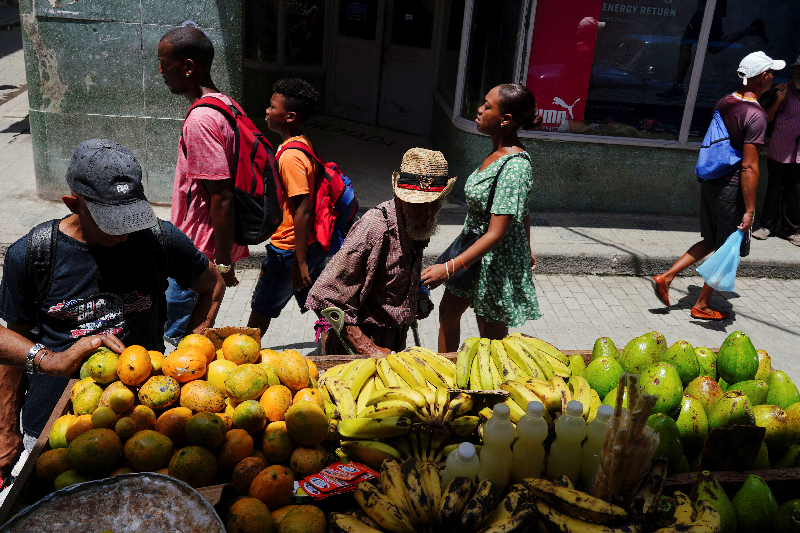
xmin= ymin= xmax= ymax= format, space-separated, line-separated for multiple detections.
xmin=276 ymin=142 xmax=359 ymax=256
xmin=184 ymin=95 xmax=283 ymax=245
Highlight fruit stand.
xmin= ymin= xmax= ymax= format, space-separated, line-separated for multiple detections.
xmin=1 ymin=328 xmax=799 ymax=533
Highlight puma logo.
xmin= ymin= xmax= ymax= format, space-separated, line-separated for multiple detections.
xmin=553 ymin=97 xmax=581 ymax=119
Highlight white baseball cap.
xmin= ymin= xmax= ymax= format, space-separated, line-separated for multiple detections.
xmin=737 ymin=51 xmax=786 ymax=85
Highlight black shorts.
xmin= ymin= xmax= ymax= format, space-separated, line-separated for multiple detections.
xmin=682 ymin=10 xmax=724 ymax=43
xmin=699 ymin=178 xmax=751 ymax=257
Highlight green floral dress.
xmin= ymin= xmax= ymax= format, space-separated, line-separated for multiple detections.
xmin=447 ymin=152 xmax=541 ymax=327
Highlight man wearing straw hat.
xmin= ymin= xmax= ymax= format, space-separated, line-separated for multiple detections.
xmin=305 ymin=148 xmax=455 ymax=355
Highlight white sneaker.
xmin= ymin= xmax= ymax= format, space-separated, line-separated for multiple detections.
xmin=787 ymin=234 xmax=800 ymax=247
xmin=752 ymin=227 xmax=771 ymax=240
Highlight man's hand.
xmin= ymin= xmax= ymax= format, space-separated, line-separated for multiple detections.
xmin=40 ymin=334 xmax=125 ymax=378
xmin=739 ymin=211 xmax=755 ymax=233
xmin=344 ymin=325 xmax=391 ymax=355
xmin=775 ymin=82 xmax=788 ymax=103
xmin=221 ymin=265 xmax=238 ymax=288
xmin=291 ymin=255 xmax=312 ymax=291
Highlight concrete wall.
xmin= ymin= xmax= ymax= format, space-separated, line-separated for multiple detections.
xmin=20 ymin=0 xmax=242 ymax=204
xmin=430 ymin=99 xmax=769 ymax=216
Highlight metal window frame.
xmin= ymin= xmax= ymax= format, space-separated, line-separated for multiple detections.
xmin=440 ymin=0 xmax=717 ymax=150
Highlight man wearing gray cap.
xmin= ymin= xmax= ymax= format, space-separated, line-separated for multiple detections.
xmin=652 ymin=52 xmax=782 ymax=320
xmin=753 ymin=55 xmax=800 ymax=246
xmin=0 ymin=140 xmax=225 ymax=480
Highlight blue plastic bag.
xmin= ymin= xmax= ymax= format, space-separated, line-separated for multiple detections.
xmin=697 ymin=230 xmax=744 ymax=292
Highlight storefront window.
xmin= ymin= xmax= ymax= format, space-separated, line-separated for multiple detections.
xmin=687 ymin=0 xmax=800 ymax=141
xmin=391 ymin=0 xmax=436 ymax=48
xmin=460 ymin=0 xmax=527 ymax=121
xmin=286 ymin=1 xmax=325 ymax=66
xmin=245 ymin=0 xmax=279 ymax=63
xmin=338 ymin=0 xmax=379 ymax=41
xmin=436 ymin=0 xmax=466 ymax=108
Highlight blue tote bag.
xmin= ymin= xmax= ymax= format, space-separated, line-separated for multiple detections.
xmin=697 ymin=230 xmax=744 ymax=292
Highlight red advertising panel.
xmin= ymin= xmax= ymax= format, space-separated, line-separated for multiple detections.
xmin=525 ymin=0 xmax=604 ymax=131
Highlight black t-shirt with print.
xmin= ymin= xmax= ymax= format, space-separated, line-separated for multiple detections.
xmin=0 ymin=219 xmax=208 ymax=437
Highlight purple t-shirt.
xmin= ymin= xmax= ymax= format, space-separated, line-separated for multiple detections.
xmin=713 ymin=94 xmax=768 ymax=181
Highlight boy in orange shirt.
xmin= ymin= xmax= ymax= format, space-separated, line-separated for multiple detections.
xmin=248 ymin=79 xmax=326 ymax=335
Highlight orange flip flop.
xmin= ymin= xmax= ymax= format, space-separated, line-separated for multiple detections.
xmin=651 ymin=275 xmax=670 ymax=307
xmin=690 ymin=306 xmax=730 ymax=321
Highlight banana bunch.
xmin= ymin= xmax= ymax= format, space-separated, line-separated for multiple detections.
xmin=330 ymin=460 xmax=536 ymax=533
xmin=653 ymin=492 xmax=721 ymax=533
xmin=455 ymin=334 xmax=571 ymax=391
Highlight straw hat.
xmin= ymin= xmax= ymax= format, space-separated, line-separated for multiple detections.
xmin=392 ymin=148 xmax=456 ymax=204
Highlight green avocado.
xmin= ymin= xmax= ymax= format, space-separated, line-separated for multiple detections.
xmin=726 ymin=380 xmax=769 ymax=406
xmin=642 ymin=331 xmax=668 ymax=359
xmin=774 ymin=500 xmax=800 ymax=533
xmin=767 ymin=371 xmax=800 ymax=410
xmin=647 ymin=413 xmax=683 ymax=475
xmin=694 ymin=347 xmax=717 ymax=380
xmin=707 ymin=391 xmax=755 ymax=429
xmin=619 ymin=335 xmax=660 ymax=374
xmin=641 ymin=363 xmax=683 ymax=415
xmin=753 ymin=404 xmax=790 ymax=457
xmin=717 ymin=331 xmax=758 ymax=385
xmin=691 ymin=470 xmax=737 ymax=533
xmin=732 ymin=473 xmax=779 ymax=533
xmin=662 ymin=340 xmax=699 ymax=387
xmin=591 ymin=337 xmax=620 ymax=361
xmin=755 ymin=350 xmax=772 ymax=382
xmin=585 ymin=356 xmax=625 ymax=399
xmin=684 ymin=376 xmax=724 ymax=414
xmin=675 ymin=393 xmax=709 ymax=457
xmin=752 ymin=441 xmax=770 ymax=470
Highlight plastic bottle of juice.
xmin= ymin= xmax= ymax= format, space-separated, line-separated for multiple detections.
xmin=545 ymin=400 xmax=586 ymax=485
xmin=441 ymin=441 xmax=481 ymax=489
xmin=477 ymin=403 xmax=516 ymax=490
xmin=579 ymin=404 xmax=614 ymax=488
xmin=510 ymin=401 xmax=549 ymax=483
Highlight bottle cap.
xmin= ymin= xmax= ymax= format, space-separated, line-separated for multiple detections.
xmin=493 ymin=403 xmax=510 ymax=419
xmin=526 ymin=401 xmax=545 ymax=417
xmin=457 ymin=442 xmax=476 ymax=460
xmin=566 ymin=400 xmax=583 ymax=417
xmin=596 ymin=404 xmax=614 ymax=421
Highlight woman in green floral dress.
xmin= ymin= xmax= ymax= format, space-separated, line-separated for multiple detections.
xmin=422 ymin=84 xmax=542 ymax=352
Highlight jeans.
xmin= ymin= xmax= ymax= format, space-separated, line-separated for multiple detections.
xmin=164 ymin=277 xmax=198 ymax=344
xmin=250 ymin=242 xmax=326 ymax=318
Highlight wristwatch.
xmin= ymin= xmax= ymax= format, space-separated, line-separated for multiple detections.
xmin=215 ymin=263 xmax=232 ymax=274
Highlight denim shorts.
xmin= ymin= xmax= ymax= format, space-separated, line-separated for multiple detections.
xmin=250 ymin=242 xmax=326 ymax=318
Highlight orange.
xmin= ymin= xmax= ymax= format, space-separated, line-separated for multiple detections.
xmin=292 ymin=388 xmax=324 ymax=409
xmin=155 ymin=406 xmax=193 ymax=444
xmin=289 ymin=445 xmax=328 ymax=477
xmin=65 ymin=414 xmax=95 ymax=444
xmin=67 ymin=428 xmax=123 ymax=474
xmin=261 ymin=421 xmax=294 ymax=463
xmin=280 ymin=505 xmax=326 ymax=533
xmin=222 ymin=334 xmax=261 ymax=365
xmin=177 ymin=333 xmax=217 ymax=365
xmin=226 ymin=497 xmax=275 ymax=533
xmin=217 ymin=429 xmax=255 ymax=470
xmin=249 ymin=465 xmax=294 ymax=510
xmin=306 ymin=358 xmax=319 ymax=380
xmin=231 ymin=456 xmax=266 ymax=494
xmin=168 ymin=445 xmax=218 ymax=488
xmin=185 ymin=412 xmax=226 ymax=449
xmin=148 ymin=350 xmax=165 ymax=374
xmin=284 ymin=401 xmax=328 ymax=446
xmin=260 ymin=385 xmax=293 ymax=422
xmin=217 ymin=412 xmax=233 ymax=432
xmin=91 ymin=407 xmax=119 ymax=429
xmin=107 ymin=387 xmax=135 ymax=413
xmin=138 ymin=375 xmax=181 ymax=410
xmin=232 ymin=400 xmax=267 ymax=434
xmin=271 ymin=505 xmax=299 ymax=527
xmin=114 ymin=417 xmax=137 ymax=439
xmin=130 ymin=405 xmax=157 ymax=432
xmin=276 ymin=350 xmax=310 ymax=391
xmin=35 ymin=448 xmax=72 ymax=480
xmin=162 ymin=348 xmax=207 ymax=383
xmin=260 ymin=349 xmax=280 ymax=367
xmin=123 ymin=430 xmax=174 ymax=471
xmin=116 ymin=345 xmax=152 ymax=386
xmin=109 ymin=465 xmax=135 ymax=476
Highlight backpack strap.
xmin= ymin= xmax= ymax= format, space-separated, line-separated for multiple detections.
xmin=276 ymin=141 xmax=324 ymax=165
xmin=181 ymin=96 xmax=242 ymax=181
xmin=24 ymin=219 xmax=59 ymax=337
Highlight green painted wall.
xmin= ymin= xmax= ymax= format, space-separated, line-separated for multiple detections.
xmin=430 ymin=99 xmax=769 ymax=216
xmin=21 ymin=0 xmax=242 ymax=204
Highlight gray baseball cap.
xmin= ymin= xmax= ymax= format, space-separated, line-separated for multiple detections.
xmin=66 ymin=139 xmax=157 ymax=235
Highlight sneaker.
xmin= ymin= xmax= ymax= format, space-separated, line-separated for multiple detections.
xmin=787 ymin=234 xmax=800 ymax=247
xmin=656 ymin=85 xmax=684 ymax=99
xmin=752 ymin=227 xmax=771 ymax=240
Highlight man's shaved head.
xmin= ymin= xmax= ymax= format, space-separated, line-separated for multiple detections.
xmin=160 ymin=27 xmax=214 ymax=67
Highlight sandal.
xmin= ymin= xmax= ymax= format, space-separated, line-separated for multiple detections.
xmin=690 ymin=306 xmax=730 ymax=321
xmin=651 ymin=275 xmax=670 ymax=307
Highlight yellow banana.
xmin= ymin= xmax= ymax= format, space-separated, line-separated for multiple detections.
xmin=520 ymin=377 xmax=562 ymax=411
xmin=324 ymin=399 xmax=342 ymax=419
xmin=367 ymin=387 xmax=427 ymax=409
xmin=402 ymin=458 xmax=431 ymax=525
xmin=672 ymin=492 xmax=695 ymax=527
xmin=439 ymin=476 xmax=475 ymax=526
xmin=317 ymin=377 xmax=333 ymax=403
xmin=443 ymin=392 xmax=474 ymax=423
xmin=353 ymin=480 xmax=416 ymax=533
xmin=449 ymin=415 xmax=480 ymax=437
xmin=490 ymin=339 xmax=518 ymax=382
xmin=398 ymin=352 xmax=449 ymax=389
xmin=550 ymin=375 xmax=573 ymax=412
xmin=380 ymin=459 xmax=415 ymax=524
xmin=373 ymin=374 xmax=386 ymax=390
xmin=510 ymin=333 xmax=570 ymax=364
xmin=500 ymin=380 xmax=553 ymax=425
xmin=323 ymin=363 xmax=347 ymax=378
xmin=340 ymin=440 xmax=403 ymax=470
xmin=434 ymin=386 xmax=450 ymax=419
xmin=339 ymin=359 xmax=361 ymax=385
xmin=568 ymin=375 xmax=592 ymax=417
xmin=689 ymin=499 xmax=721 ymax=532
xmin=469 ymin=350 xmax=482 ymax=390
xmin=511 ymin=334 xmax=572 ymax=378
xmin=536 ymin=500 xmax=639 ymax=533
xmin=357 ymin=376 xmax=377 ymax=416
xmin=477 ymin=491 xmax=537 ymax=533
xmin=377 ymin=358 xmax=401 ymax=388
xmin=456 ymin=337 xmax=481 ymax=388
xmin=387 ymin=354 xmax=425 ymax=388
xmin=349 ymin=358 xmax=378 ymax=398
xmin=337 ymin=416 xmax=413 ymax=439
xmin=488 ymin=350 xmax=502 ymax=391
xmin=523 ymin=478 xmax=629 ymax=524
xmin=502 ymin=338 xmax=540 ymax=378
xmin=478 ymin=406 xmax=494 ymax=422
xmin=504 ymin=398 xmax=526 ymax=423
xmin=587 ymin=389 xmax=602 ymax=422
xmin=358 ymin=400 xmax=417 ymax=419
xmin=459 ymin=479 xmax=501 ymax=531
xmin=512 ymin=338 xmax=555 ymax=380
xmin=326 ymin=376 xmax=356 ymax=419
xmin=329 ymin=512 xmax=384 ymax=533
xmin=476 ymin=338 xmax=494 ymax=390
xmin=408 ymin=348 xmax=456 ymax=386
xmin=417 ymin=461 xmax=442 ymax=521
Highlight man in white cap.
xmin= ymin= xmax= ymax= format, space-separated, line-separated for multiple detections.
xmin=753 ymin=55 xmax=800 ymax=245
xmin=305 ymin=148 xmax=454 ymax=355
xmin=652 ymin=51 xmax=782 ymax=320
xmin=0 ymin=139 xmax=225 ymax=484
